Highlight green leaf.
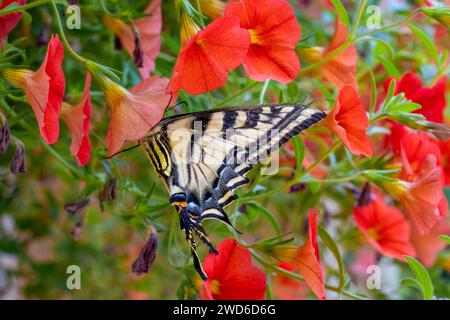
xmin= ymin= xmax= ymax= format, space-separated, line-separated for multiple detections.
xmin=401 ymin=277 xmax=422 ymax=290
xmin=318 ymin=225 xmax=345 ymax=291
xmin=439 ymin=235 xmax=450 ymax=245
xmin=377 ymin=55 xmax=401 ymax=78
xmin=404 ymin=256 xmax=434 ymax=300
xmin=409 ymin=24 xmax=439 ymax=66
xmin=331 ymin=0 xmax=350 ymax=28
xmin=247 ymin=202 xmax=282 ymax=235
xmin=292 ymin=135 xmax=305 ymax=178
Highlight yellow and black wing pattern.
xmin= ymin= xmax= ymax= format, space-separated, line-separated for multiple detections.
xmin=139 ymin=104 xmax=325 ymax=279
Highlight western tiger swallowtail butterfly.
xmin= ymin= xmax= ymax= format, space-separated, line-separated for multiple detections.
xmin=139 ymin=104 xmax=325 ymax=279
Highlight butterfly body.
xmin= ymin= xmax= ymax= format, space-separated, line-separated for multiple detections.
xmin=139 ymin=104 xmax=325 ymax=279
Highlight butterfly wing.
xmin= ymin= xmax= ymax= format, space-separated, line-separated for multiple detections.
xmin=139 ymin=104 xmax=325 ymax=279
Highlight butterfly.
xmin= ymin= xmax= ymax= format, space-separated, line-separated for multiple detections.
xmin=139 ymin=104 xmax=325 ymax=279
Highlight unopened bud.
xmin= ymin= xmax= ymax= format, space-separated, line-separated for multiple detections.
xmin=0 ymin=121 xmax=10 ymax=154
xmin=99 ymin=177 xmax=117 ymax=201
xmin=10 ymin=140 xmax=26 ymax=174
xmin=132 ymin=225 xmax=158 ymax=275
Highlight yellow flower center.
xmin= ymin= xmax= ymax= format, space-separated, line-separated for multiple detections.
xmin=101 ymin=76 xmax=127 ymax=109
xmin=248 ymin=29 xmax=263 ymax=45
xmin=209 ymin=280 xmax=220 ymax=295
xmin=367 ymin=227 xmax=379 ymax=241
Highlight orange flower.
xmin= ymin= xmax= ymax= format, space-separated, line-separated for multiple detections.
xmin=225 ymin=0 xmax=301 ymax=83
xmin=411 ymin=219 xmax=449 ymax=267
xmin=103 ymin=0 xmax=162 ymax=78
xmin=271 ymin=210 xmax=326 ymax=300
xmin=380 ymin=155 xmax=443 ymax=235
xmin=321 ymin=18 xmax=357 ymax=89
xmin=272 ymin=261 xmax=308 ymax=300
xmin=199 ymin=239 xmax=266 ymax=300
xmin=2 ymin=34 xmax=65 ymax=144
xmin=169 ymin=15 xmax=250 ymax=95
xmin=353 ymin=197 xmax=415 ymax=261
xmin=323 ymin=85 xmax=372 ymax=157
xmin=101 ymin=76 xmax=172 ymax=156
xmin=61 ymin=73 xmax=92 ymax=166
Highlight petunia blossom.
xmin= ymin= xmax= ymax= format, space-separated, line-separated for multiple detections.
xmin=0 ymin=0 xmax=27 ymax=44
xmin=321 ymin=18 xmax=357 ymax=89
xmin=322 ymin=84 xmax=373 ymax=157
xmin=353 ymin=197 xmax=415 ymax=261
xmin=103 ymin=0 xmax=162 ymax=78
xmin=199 ymin=238 xmax=266 ymax=300
xmin=102 ymin=76 xmax=172 ymax=156
xmin=61 ymin=72 xmax=92 ymax=166
xmin=2 ymin=34 xmax=65 ymax=144
xmin=225 ymin=0 xmax=301 ymax=83
xmin=169 ymin=15 xmax=250 ymax=95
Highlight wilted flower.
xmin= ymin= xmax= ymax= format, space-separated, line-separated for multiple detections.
xmin=199 ymin=238 xmax=266 ymax=300
xmin=10 ymin=140 xmax=26 ymax=174
xmin=323 ymin=85 xmax=373 ymax=157
xmin=354 ymin=197 xmax=415 ymax=261
xmin=2 ymin=34 xmax=65 ymax=144
xmin=225 ymin=0 xmax=301 ymax=83
xmin=99 ymin=177 xmax=117 ymax=201
xmin=64 ymin=198 xmax=90 ymax=216
xmin=169 ymin=15 xmax=250 ymax=95
xmin=132 ymin=225 xmax=158 ymax=275
xmin=0 ymin=120 xmax=10 ymax=153
xmin=61 ymin=72 xmax=92 ymax=166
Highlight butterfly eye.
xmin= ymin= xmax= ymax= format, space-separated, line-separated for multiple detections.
xmin=187 ymin=202 xmax=201 ymax=217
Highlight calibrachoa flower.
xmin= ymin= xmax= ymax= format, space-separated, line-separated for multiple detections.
xmin=378 ymin=155 xmax=443 ymax=235
xmin=272 ymin=261 xmax=308 ymax=300
xmin=225 ymin=0 xmax=301 ymax=83
xmin=388 ymin=72 xmax=447 ymax=123
xmin=322 ymin=84 xmax=373 ymax=157
xmin=353 ymin=197 xmax=415 ymax=261
xmin=199 ymin=238 xmax=266 ymax=300
xmin=411 ymin=219 xmax=450 ymax=267
xmin=270 ymin=210 xmax=326 ymax=300
xmin=2 ymin=34 xmax=65 ymax=144
xmin=103 ymin=0 xmax=162 ymax=78
xmin=0 ymin=0 xmax=27 ymax=44
xmin=101 ymin=75 xmax=172 ymax=156
xmin=60 ymin=72 xmax=92 ymax=166
xmin=169 ymin=15 xmax=250 ymax=95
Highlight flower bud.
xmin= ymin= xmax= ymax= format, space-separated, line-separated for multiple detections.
xmin=10 ymin=140 xmax=26 ymax=174
xmin=132 ymin=225 xmax=158 ymax=275
xmin=99 ymin=177 xmax=117 ymax=201
xmin=199 ymin=0 xmax=225 ymax=19
xmin=0 ymin=121 xmax=10 ymax=154
xmin=64 ymin=198 xmax=90 ymax=216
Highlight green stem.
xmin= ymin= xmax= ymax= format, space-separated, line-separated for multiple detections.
xmin=350 ymin=0 xmax=366 ymax=39
xmin=0 ymin=0 xmax=49 ymax=16
xmin=50 ymin=0 xmax=87 ymax=64
xmin=251 ymin=250 xmax=365 ymax=300
xmin=214 ymin=81 xmax=262 ymax=108
xmin=296 ymin=140 xmax=341 ymax=181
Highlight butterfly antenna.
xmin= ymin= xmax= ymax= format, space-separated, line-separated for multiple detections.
xmin=104 ymin=144 xmax=140 ymax=159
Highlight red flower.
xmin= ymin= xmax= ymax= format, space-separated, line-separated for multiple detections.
xmin=103 ymin=0 xmax=162 ymax=78
xmin=440 ymin=140 xmax=450 ymax=186
xmin=199 ymin=238 xmax=266 ymax=300
xmin=323 ymin=85 xmax=373 ymax=157
xmin=102 ymin=76 xmax=172 ymax=156
xmin=390 ymin=72 xmax=447 ymax=123
xmin=321 ymin=18 xmax=357 ymax=89
xmin=411 ymin=219 xmax=449 ymax=267
xmin=0 ymin=0 xmax=27 ymax=43
xmin=2 ymin=34 xmax=65 ymax=144
xmin=354 ymin=197 xmax=415 ymax=261
xmin=225 ymin=0 xmax=301 ymax=83
xmin=169 ymin=15 xmax=250 ymax=95
xmin=61 ymin=73 xmax=92 ymax=166
xmin=381 ymin=155 xmax=443 ymax=235
xmin=272 ymin=261 xmax=308 ymax=300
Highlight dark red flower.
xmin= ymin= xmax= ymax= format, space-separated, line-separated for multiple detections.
xmin=199 ymin=238 xmax=266 ymax=300
xmin=61 ymin=73 xmax=92 ymax=166
xmin=323 ymin=85 xmax=373 ymax=157
xmin=0 ymin=0 xmax=27 ymax=44
xmin=225 ymin=0 xmax=301 ymax=83
xmin=2 ymin=34 xmax=65 ymax=144
xmin=169 ymin=15 xmax=250 ymax=95
xmin=354 ymin=197 xmax=415 ymax=261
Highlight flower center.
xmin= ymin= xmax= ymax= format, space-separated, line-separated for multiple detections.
xmin=209 ymin=280 xmax=221 ymax=295
xmin=367 ymin=227 xmax=379 ymax=241
xmin=248 ymin=29 xmax=263 ymax=45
